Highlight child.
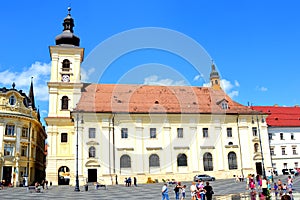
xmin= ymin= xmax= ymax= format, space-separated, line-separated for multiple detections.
xmin=181 ymin=185 xmax=186 ymax=200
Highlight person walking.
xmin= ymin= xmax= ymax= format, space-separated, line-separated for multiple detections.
xmin=203 ymin=181 xmax=213 ymax=200
xmin=162 ymin=183 xmax=170 ymax=200
xmin=180 ymin=185 xmax=186 ymax=200
xmin=190 ymin=182 xmax=197 ymax=200
xmin=134 ymin=177 xmax=137 ymax=187
xmin=174 ymin=181 xmax=182 ymax=200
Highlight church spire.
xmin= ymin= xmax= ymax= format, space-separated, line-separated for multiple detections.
xmin=55 ymin=7 xmax=80 ymax=46
xmin=28 ymin=77 xmax=36 ymax=110
xmin=210 ymin=60 xmax=221 ymax=90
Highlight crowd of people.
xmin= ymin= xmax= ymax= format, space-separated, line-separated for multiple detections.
xmin=161 ymin=180 xmax=213 ymax=200
xmin=247 ymin=173 xmax=294 ymax=199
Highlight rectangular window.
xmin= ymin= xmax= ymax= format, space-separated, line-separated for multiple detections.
xmin=280 ymin=133 xmax=284 ymax=140
xmin=150 ymin=128 xmax=156 ymax=138
xmin=293 ymin=147 xmax=297 ymax=155
xmin=61 ymin=133 xmax=68 ymax=143
xmin=203 ymin=128 xmax=208 ymax=138
xmin=89 ymin=128 xmax=96 ymax=138
xmin=282 ymin=147 xmax=286 ymax=155
xmin=252 ymin=127 xmax=257 ymax=136
xmin=22 ymin=127 xmax=28 ymax=137
xmin=268 ymin=133 xmax=273 ymax=140
xmin=295 ymin=162 xmax=298 ymax=168
xmin=4 ymin=143 xmax=14 ymax=156
xmin=177 ymin=128 xmax=183 ymax=138
xmin=227 ymin=128 xmax=232 ymax=137
xmin=284 ymin=163 xmax=287 ymax=169
xmin=270 ymin=147 xmax=275 ymax=156
xmin=291 ymin=133 xmax=295 ymax=140
xmin=5 ymin=124 xmax=15 ymax=136
xmin=21 ymin=146 xmax=27 ymax=157
xmin=121 ymin=128 xmax=128 ymax=139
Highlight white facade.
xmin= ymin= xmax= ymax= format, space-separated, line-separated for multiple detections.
xmin=268 ymin=127 xmax=300 ymax=175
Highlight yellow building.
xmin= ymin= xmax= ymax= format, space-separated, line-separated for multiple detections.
xmin=45 ymin=9 xmax=272 ymax=186
xmin=0 ymin=81 xmax=46 ymax=187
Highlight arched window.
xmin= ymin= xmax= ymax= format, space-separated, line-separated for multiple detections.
xmin=61 ymin=96 xmax=69 ymax=110
xmin=177 ymin=153 xmax=187 ymax=167
xmin=203 ymin=152 xmax=213 ymax=171
xmin=149 ymin=154 xmax=160 ymax=167
xmin=89 ymin=146 xmax=96 ymax=158
xmin=228 ymin=152 xmax=238 ymax=170
xmin=254 ymin=143 xmax=259 ymax=153
xmin=62 ymin=59 xmax=71 ymax=71
xmin=120 ymin=154 xmax=131 ymax=168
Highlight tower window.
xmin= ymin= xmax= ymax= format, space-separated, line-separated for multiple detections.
xmin=61 ymin=133 xmax=68 ymax=143
xmin=62 ymin=59 xmax=71 ymax=71
xmin=61 ymin=96 xmax=69 ymax=110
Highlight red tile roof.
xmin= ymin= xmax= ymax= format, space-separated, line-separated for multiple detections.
xmin=252 ymin=106 xmax=300 ymax=127
xmin=76 ymin=84 xmax=255 ymax=115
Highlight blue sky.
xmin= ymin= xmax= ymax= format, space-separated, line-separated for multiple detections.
xmin=0 ymin=1 xmax=299 ymax=125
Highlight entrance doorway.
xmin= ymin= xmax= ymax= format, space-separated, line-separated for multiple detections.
xmin=256 ymin=162 xmax=263 ymax=176
xmin=2 ymin=166 xmax=12 ymax=186
xmin=88 ymin=169 xmax=97 ymax=183
xmin=58 ymin=166 xmax=70 ymax=185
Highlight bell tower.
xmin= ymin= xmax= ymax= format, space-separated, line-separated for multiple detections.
xmin=47 ymin=7 xmax=84 ymax=117
xmin=45 ymin=7 xmax=84 ymax=185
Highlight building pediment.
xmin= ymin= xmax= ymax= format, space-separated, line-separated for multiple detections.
xmin=85 ymin=160 xmax=100 ymax=167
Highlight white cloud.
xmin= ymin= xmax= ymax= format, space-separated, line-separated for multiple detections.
xmin=255 ymin=86 xmax=268 ymax=92
xmin=0 ymin=62 xmax=51 ymax=101
xmin=221 ymin=79 xmax=234 ymax=93
xmin=234 ymin=80 xmax=240 ymax=87
xmin=193 ymin=73 xmax=204 ymax=81
xmin=81 ymin=67 xmax=96 ymax=82
xmin=143 ymin=75 xmax=186 ymax=86
xmin=202 ymin=78 xmax=240 ymax=99
xmin=228 ymin=90 xmax=239 ymax=98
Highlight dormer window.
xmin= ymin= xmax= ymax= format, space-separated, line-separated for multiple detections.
xmin=221 ymin=102 xmax=228 ymax=110
xmin=9 ymin=95 xmax=16 ymax=106
xmin=62 ymin=59 xmax=71 ymax=71
xmin=217 ymin=99 xmax=229 ymax=110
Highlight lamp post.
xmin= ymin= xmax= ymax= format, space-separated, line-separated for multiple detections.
xmin=74 ymin=112 xmax=83 ymax=192
xmin=253 ymin=115 xmax=266 ymax=178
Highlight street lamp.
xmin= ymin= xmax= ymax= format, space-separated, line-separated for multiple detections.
xmin=252 ymin=115 xmax=266 ymax=178
xmin=74 ymin=111 xmax=83 ymax=192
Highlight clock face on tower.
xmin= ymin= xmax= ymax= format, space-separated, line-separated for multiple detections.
xmin=62 ymin=74 xmax=70 ymax=82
